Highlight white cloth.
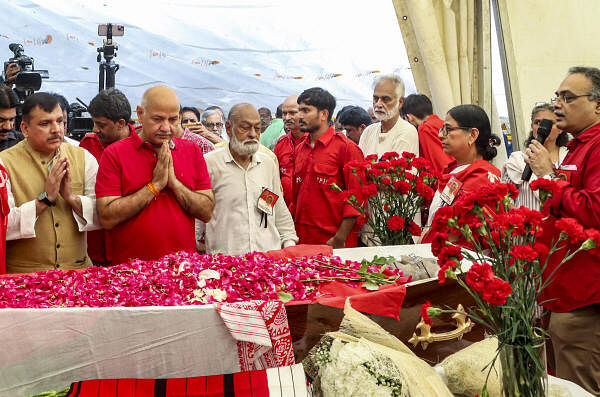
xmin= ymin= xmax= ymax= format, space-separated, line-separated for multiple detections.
xmin=501 ymin=146 xmax=568 ymax=210
xmin=1 ymin=148 xmax=101 ymax=241
xmin=358 ymin=117 xmax=419 ymax=159
xmin=203 ymin=145 xmax=298 ymax=255
xmin=63 ymin=136 xmax=80 ymax=146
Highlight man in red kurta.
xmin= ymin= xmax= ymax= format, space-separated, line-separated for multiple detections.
xmin=526 ymin=66 xmax=600 ymax=394
xmin=293 ymin=87 xmax=364 ymax=248
xmin=95 ymin=86 xmax=214 ymax=265
xmin=80 ymin=88 xmax=134 ymax=265
xmin=402 ymin=94 xmax=454 ymax=173
xmin=273 ymin=94 xmax=305 ymax=214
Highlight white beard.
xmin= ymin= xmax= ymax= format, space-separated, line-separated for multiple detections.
xmin=230 ymin=132 xmax=259 ymax=157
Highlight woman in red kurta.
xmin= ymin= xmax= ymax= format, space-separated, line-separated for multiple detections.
xmin=422 ymin=104 xmax=501 ymax=242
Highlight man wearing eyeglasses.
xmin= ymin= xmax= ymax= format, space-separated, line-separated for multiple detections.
xmin=201 ymin=109 xmax=226 ymax=141
xmin=527 ymin=66 xmax=600 ymax=395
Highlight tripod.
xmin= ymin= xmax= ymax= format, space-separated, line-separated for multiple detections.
xmin=97 ymin=25 xmax=120 ymax=91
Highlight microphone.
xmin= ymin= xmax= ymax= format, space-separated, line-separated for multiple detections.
xmin=522 ymin=118 xmax=553 ymax=182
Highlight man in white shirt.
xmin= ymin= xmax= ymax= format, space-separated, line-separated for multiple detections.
xmin=0 ymin=93 xmax=100 ymax=273
xmin=359 ymin=74 xmax=419 ymax=158
xmin=203 ymin=103 xmax=298 ymax=255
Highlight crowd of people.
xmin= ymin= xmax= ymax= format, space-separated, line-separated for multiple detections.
xmin=0 ymin=65 xmax=599 ymax=394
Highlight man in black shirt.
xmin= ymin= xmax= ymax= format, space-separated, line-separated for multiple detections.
xmin=0 ymin=84 xmax=23 ymax=152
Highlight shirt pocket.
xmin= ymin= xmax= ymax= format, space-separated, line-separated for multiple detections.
xmin=312 ymin=163 xmax=339 ymax=191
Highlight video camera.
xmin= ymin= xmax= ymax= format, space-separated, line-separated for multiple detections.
xmin=67 ymin=102 xmax=94 ymax=141
xmin=3 ymin=43 xmax=49 ymax=102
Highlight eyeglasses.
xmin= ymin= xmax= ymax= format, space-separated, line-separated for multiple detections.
xmin=439 ymin=125 xmax=472 ymax=137
xmin=551 ymin=93 xmax=593 ymax=104
xmin=204 ymin=122 xmax=224 ymax=129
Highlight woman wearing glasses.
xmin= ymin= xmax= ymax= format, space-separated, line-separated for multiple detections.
xmin=421 ymin=104 xmax=501 ymax=242
xmin=501 ymin=103 xmax=569 ymax=210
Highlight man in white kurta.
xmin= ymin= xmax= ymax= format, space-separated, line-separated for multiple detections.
xmin=358 ymin=75 xmax=420 ymax=245
xmin=203 ymin=103 xmax=298 ymax=255
xmin=359 ymin=74 xmax=419 ymax=158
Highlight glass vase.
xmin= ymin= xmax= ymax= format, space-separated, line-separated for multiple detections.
xmin=499 ymin=341 xmax=548 ymax=397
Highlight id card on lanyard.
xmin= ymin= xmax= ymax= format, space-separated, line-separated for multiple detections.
xmin=440 ymin=176 xmax=463 ymax=205
xmin=257 ymin=188 xmax=279 ymax=228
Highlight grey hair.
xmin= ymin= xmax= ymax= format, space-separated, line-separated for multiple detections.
xmin=568 ymin=66 xmax=600 ymax=100
xmin=373 ymin=74 xmax=405 ymax=99
xmin=200 ymin=109 xmax=222 ymax=125
xmin=530 ymin=102 xmax=554 ymax=126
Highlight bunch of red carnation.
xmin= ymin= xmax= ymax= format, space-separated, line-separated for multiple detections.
xmin=338 ymin=151 xmax=438 ymax=246
xmin=423 ymin=182 xmax=600 ymax=374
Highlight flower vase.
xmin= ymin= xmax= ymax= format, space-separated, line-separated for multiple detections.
xmin=499 ymin=341 xmax=548 ymax=397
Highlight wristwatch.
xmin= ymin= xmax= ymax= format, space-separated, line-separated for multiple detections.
xmin=37 ymin=191 xmax=56 ymax=207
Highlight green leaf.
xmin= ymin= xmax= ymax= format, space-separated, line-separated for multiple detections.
xmin=362 ymin=280 xmax=380 ymax=291
xmin=277 ymin=291 xmax=294 ymax=302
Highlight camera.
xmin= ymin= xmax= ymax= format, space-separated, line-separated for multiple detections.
xmin=67 ymin=103 xmax=94 ymax=141
xmin=3 ymin=43 xmax=49 ymax=102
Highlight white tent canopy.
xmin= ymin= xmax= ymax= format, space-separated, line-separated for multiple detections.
xmin=2 ymin=0 xmax=418 ymax=116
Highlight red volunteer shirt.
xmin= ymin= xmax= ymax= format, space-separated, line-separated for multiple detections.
xmin=95 ymin=131 xmax=211 ymax=265
xmin=0 ymin=164 xmax=9 ymax=274
xmin=540 ymin=122 xmax=600 ymax=312
xmin=419 ymin=114 xmax=454 ymax=174
xmin=293 ymin=126 xmax=364 ymax=247
xmin=80 ymin=124 xmax=136 ymax=264
xmin=273 ymin=131 xmax=305 ymax=214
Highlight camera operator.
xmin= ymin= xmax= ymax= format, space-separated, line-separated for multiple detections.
xmin=3 ymin=63 xmax=20 ymax=87
xmin=0 ymin=84 xmax=23 ymax=152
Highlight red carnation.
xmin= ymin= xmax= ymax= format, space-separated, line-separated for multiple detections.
xmin=510 ymin=245 xmax=539 ymax=262
xmin=380 ymin=177 xmax=392 ymax=186
xmin=396 ymin=180 xmax=412 ymax=194
xmin=482 ymin=278 xmax=512 ymax=306
xmin=583 ymin=228 xmax=600 ymax=257
xmin=381 ymin=152 xmax=399 ymax=161
xmin=530 ymin=178 xmax=560 ymax=194
xmin=437 ymin=260 xmax=457 ymax=283
xmin=421 ymin=301 xmax=433 ymax=326
xmin=365 ymin=183 xmax=378 ymax=197
xmin=438 ymin=244 xmax=463 ymax=264
xmin=408 ymin=221 xmax=422 ymax=236
xmin=402 ymin=152 xmax=416 ymax=160
xmin=465 ymin=262 xmax=495 ymax=292
xmin=416 ymin=182 xmax=435 ymax=202
xmin=365 ymin=154 xmax=378 ymax=163
xmin=387 ymin=216 xmax=405 ymax=231
xmin=431 ymin=232 xmax=449 ymax=256
xmin=555 ymin=218 xmax=586 ymax=244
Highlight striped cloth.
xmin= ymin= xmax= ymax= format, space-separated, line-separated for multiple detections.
xmin=501 ymin=148 xmax=568 ymax=210
xmin=66 ymin=364 xmax=311 ymax=397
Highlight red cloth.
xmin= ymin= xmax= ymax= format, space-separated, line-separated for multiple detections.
xmin=95 ymin=132 xmax=211 ymax=265
xmin=422 ymin=159 xmax=501 ymax=243
xmin=316 ymin=281 xmax=407 ymax=320
xmin=273 ymin=132 xmax=305 ymax=215
xmin=264 ymin=244 xmax=332 ymax=259
xmin=67 ymin=370 xmax=275 ymax=396
xmin=418 ymin=114 xmax=454 ymax=174
xmin=293 ymin=126 xmax=364 ymax=247
xmin=80 ymin=124 xmax=136 ymax=264
xmin=0 ymin=164 xmax=9 ymax=274
xmin=539 ymin=122 xmax=600 ymax=312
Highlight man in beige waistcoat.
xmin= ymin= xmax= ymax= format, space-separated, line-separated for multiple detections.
xmin=0 ymin=93 xmax=100 ymax=273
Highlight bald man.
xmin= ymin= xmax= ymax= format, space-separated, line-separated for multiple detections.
xmin=273 ymin=94 xmax=305 ymax=214
xmin=95 ymin=85 xmax=215 ymax=264
xmin=201 ymin=103 xmax=297 ymax=255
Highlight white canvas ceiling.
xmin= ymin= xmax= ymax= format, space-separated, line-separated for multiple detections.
xmin=1 ymin=0 xmax=417 ymax=116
